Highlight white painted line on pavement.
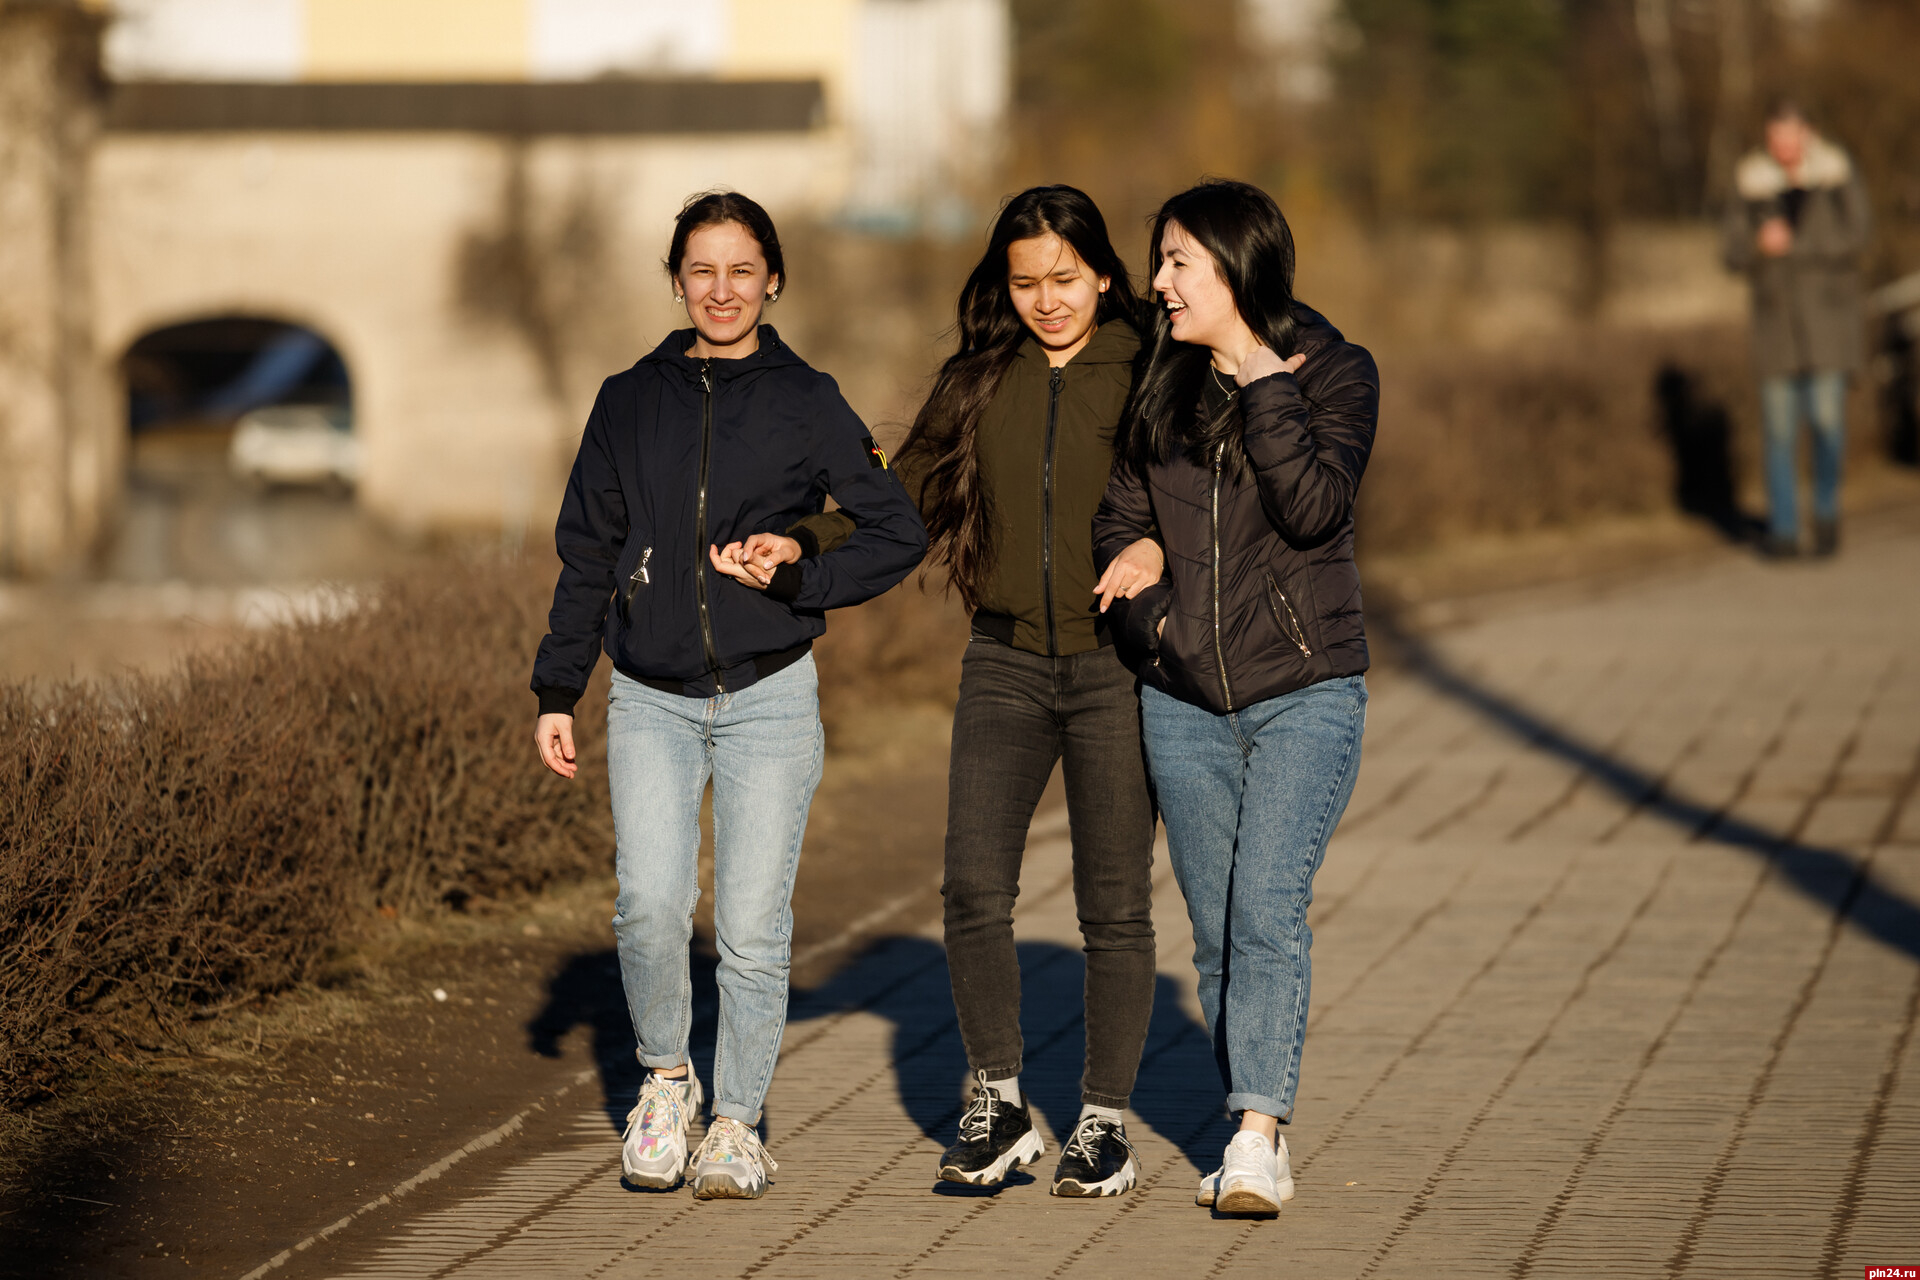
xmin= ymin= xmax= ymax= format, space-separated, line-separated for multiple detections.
xmin=235 ymin=1067 xmax=596 ymax=1280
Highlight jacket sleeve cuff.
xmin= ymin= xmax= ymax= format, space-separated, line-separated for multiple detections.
xmin=789 ymin=526 xmax=821 ymax=559
xmin=536 ymin=686 xmax=583 ymax=717
xmin=1106 ymin=581 xmax=1172 ymax=675
xmin=765 ymin=561 xmax=804 ymax=604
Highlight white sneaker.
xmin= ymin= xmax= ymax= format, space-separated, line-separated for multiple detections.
xmin=1202 ymin=1132 xmax=1294 ymax=1213
xmin=690 ymin=1116 xmax=778 ymax=1200
xmin=621 ymin=1071 xmax=703 ymax=1189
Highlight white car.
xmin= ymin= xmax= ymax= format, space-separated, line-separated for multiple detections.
xmin=229 ymin=404 xmax=359 ymax=489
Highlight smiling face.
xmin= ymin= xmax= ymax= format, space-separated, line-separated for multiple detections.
xmin=676 ymin=221 xmax=779 ymax=357
xmin=1153 ymin=219 xmax=1252 ymax=359
xmin=1006 ymin=232 xmax=1108 ymax=365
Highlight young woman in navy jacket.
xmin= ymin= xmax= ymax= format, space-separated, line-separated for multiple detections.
xmin=531 ymin=192 xmax=926 ymax=1200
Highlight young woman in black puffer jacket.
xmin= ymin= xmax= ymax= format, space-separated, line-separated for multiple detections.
xmin=1093 ymin=179 xmax=1379 ymax=1218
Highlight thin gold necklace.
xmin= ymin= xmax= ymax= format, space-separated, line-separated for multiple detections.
xmin=1210 ymin=365 xmax=1238 ymax=399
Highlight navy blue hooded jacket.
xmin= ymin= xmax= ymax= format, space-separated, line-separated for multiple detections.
xmin=531 ymin=326 xmax=927 ymax=712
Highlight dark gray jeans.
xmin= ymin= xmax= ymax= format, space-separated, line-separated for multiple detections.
xmin=942 ymin=637 xmax=1157 ymax=1109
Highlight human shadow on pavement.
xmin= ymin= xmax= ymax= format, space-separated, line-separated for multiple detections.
xmin=1653 ymin=364 xmax=1761 ymax=544
xmin=526 ymin=943 xmax=721 ymax=1154
xmin=1383 ymin=613 xmax=1920 ymax=966
xmin=528 ymin=933 xmax=1232 ymax=1180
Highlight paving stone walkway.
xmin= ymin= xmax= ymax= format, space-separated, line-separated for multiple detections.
xmin=268 ymin=521 xmax=1920 ymax=1279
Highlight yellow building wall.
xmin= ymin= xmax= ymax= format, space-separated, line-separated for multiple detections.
xmin=305 ymin=0 xmax=528 ymax=81
xmin=723 ymin=0 xmax=855 ymax=113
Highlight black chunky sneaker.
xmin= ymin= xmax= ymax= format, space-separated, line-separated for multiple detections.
xmin=938 ymin=1071 xmax=1045 ymax=1187
xmin=1050 ymin=1114 xmax=1137 ymax=1197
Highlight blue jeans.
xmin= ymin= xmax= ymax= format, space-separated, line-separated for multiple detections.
xmin=605 ymin=654 xmax=824 ymax=1125
xmin=1760 ymin=371 xmax=1847 ymax=542
xmin=1141 ymin=675 xmax=1367 ymax=1122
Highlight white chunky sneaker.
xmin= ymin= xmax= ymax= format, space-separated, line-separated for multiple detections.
xmin=690 ymin=1116 xmax=777 ymax=1200
xmin=1197 ymin=1133 xmax=1297 ymax=1207
xmin=1204 ymin=1132 xmax=1294 ymax=1214
xmin=622 ymin=1071 xmax=704 ymax=1189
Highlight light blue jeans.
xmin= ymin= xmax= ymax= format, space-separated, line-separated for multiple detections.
xmin=1141 ymin=675 xmax=1366 ymax=1122
xmin=1760 ymin=370 xmax=1847 ymax=542
xmin=605 ymin=655 xmax=824 ymax=1125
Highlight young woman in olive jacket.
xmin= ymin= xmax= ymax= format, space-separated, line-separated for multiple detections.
xmin=1094 ymin=179 xmax=1379 ymax=1216
xmin=738 ymin=186 xmax=1166 ymax=1197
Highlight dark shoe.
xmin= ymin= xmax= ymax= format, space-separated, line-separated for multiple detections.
xmin=1050 ymin=1114 xmax=1137 ymax=1197
xmin=1761 ymin=532 xmax=1799 ymax=560
xmin=1813 ymin=518 xmax=1839 ymax=556
xmin=938 ymin=1071 xmax=1044 ymax=1187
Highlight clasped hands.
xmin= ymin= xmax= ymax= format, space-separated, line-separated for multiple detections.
xmin=709 ymin=532 xmax=802 ymax=590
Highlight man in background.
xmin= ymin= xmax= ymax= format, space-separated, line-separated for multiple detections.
xmin=1723 ymin=98 xmax=1872 ymax=558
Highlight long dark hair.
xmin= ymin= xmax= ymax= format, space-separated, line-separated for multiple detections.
xmin=663 ymin=190 xmax=786 ymax=291
xmin=903 ymin=185 xmax=1141 ymax=610
xmin=1121 ymin=179 xmax=1301 ymax=473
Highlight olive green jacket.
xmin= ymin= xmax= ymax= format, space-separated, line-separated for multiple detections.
xmin=793 ymin=321 xmax=1140 ymax=656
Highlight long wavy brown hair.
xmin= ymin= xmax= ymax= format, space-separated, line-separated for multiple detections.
xmin=902 ymin=185 xmax=1143 ymax=610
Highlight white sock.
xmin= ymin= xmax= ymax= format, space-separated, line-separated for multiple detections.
xmin=985 ymin=1075 xmax=1021 ymax=1105
xmin=1079 ymin=1102 xmax=1124 ymax=1125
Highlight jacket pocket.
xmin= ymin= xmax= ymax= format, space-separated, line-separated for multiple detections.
xmin=615 ymin=543 xmax=653 ymax=624
xmin=1263 ymin=571 xmax=1312 ymax=658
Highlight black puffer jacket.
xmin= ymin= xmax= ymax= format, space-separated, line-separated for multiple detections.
xmin=1093 ymin=307 xmax=1378 ymax=714
xmin=531 ymin=326 xmax=926 ymax=712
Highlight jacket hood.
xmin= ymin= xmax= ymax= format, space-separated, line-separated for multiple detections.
xmin=638 ymin=324 xmax=809 ymax=382
xmin=1736 ymin=134 xmax=1853 ymax=200
xmin=1010 ymin=318 xmax=1141 ymax=366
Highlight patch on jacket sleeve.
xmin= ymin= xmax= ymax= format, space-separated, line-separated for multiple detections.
xmin=861 ymin=435 xmax=888 ymax=469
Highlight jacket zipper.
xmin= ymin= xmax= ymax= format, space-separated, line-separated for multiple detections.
xmin=1211 ymin=442 xmax=1234 ymax=711
xmin=1264 ymin=571 xmax=1312 ymax=658
xmin=1042 ymin=366 xmax=1063 ymax=656
xmin=696 ymin=360 xmax=725 ymax=693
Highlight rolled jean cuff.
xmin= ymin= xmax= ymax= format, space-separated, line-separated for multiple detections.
xmin=1082 ymin=1089 xmax=1131 ymax=1110
xmin=1227 ymin=1091 xmax=1294 ymax=1125
xmin=978 ymin=1063 xmax=1023 ymax=1082
xmin=712 ymin=1099 xmax=762 ymax=1126
xmin=637 ymin=1049 xmax=688 ymax=1071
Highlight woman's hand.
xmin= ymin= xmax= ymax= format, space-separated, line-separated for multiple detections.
xmin=742 ymin=532 xmax=801 ymax=581
xmin=710 ymin=533 xmax=800 ymax=589
xmin=1234 ymin=347 xmax=1307 ymax=387
xmin=1093 ymin=537 xmax=1166 ymax=612
xmin=536 ymin=713 xmax=577 ymax=779
xmin=1757 ymin=216 xmax=1794 ymax=258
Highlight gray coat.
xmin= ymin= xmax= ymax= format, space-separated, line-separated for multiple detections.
xmin=1721 ymin=133 xmax=1872 ymax=377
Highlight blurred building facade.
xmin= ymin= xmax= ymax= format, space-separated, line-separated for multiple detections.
xmin=0 ymin=0 xmax=1008 ymax=572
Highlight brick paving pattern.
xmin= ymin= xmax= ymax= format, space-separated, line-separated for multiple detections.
xmin=279 ymin=525 xmax=1920 ymax=1279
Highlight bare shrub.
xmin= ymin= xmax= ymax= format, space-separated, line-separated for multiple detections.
xmin=1358 ymin=325 xmax=1750 ymax=552
xmin=0 ymin=556 xmax=612 ymax=1106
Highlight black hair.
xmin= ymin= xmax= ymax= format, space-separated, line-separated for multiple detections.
xmin=899 ymin=184 xmax=1143 ymax=610
xmin=1120 ymin=179 xmax=1301 ymax=473
xmin=664 ymin=190 xmax=786 ymax=294
xmin=1765 ymin=95 xmax=1808 ymax=125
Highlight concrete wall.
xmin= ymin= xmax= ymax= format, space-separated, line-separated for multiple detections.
xmin=91 ymin=127 xmax=846 ymax=541
xmin=0 ymin=3 xmax=115 ymax=577
xmin=1295 ymin=218 xmax=1749 ymax=351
